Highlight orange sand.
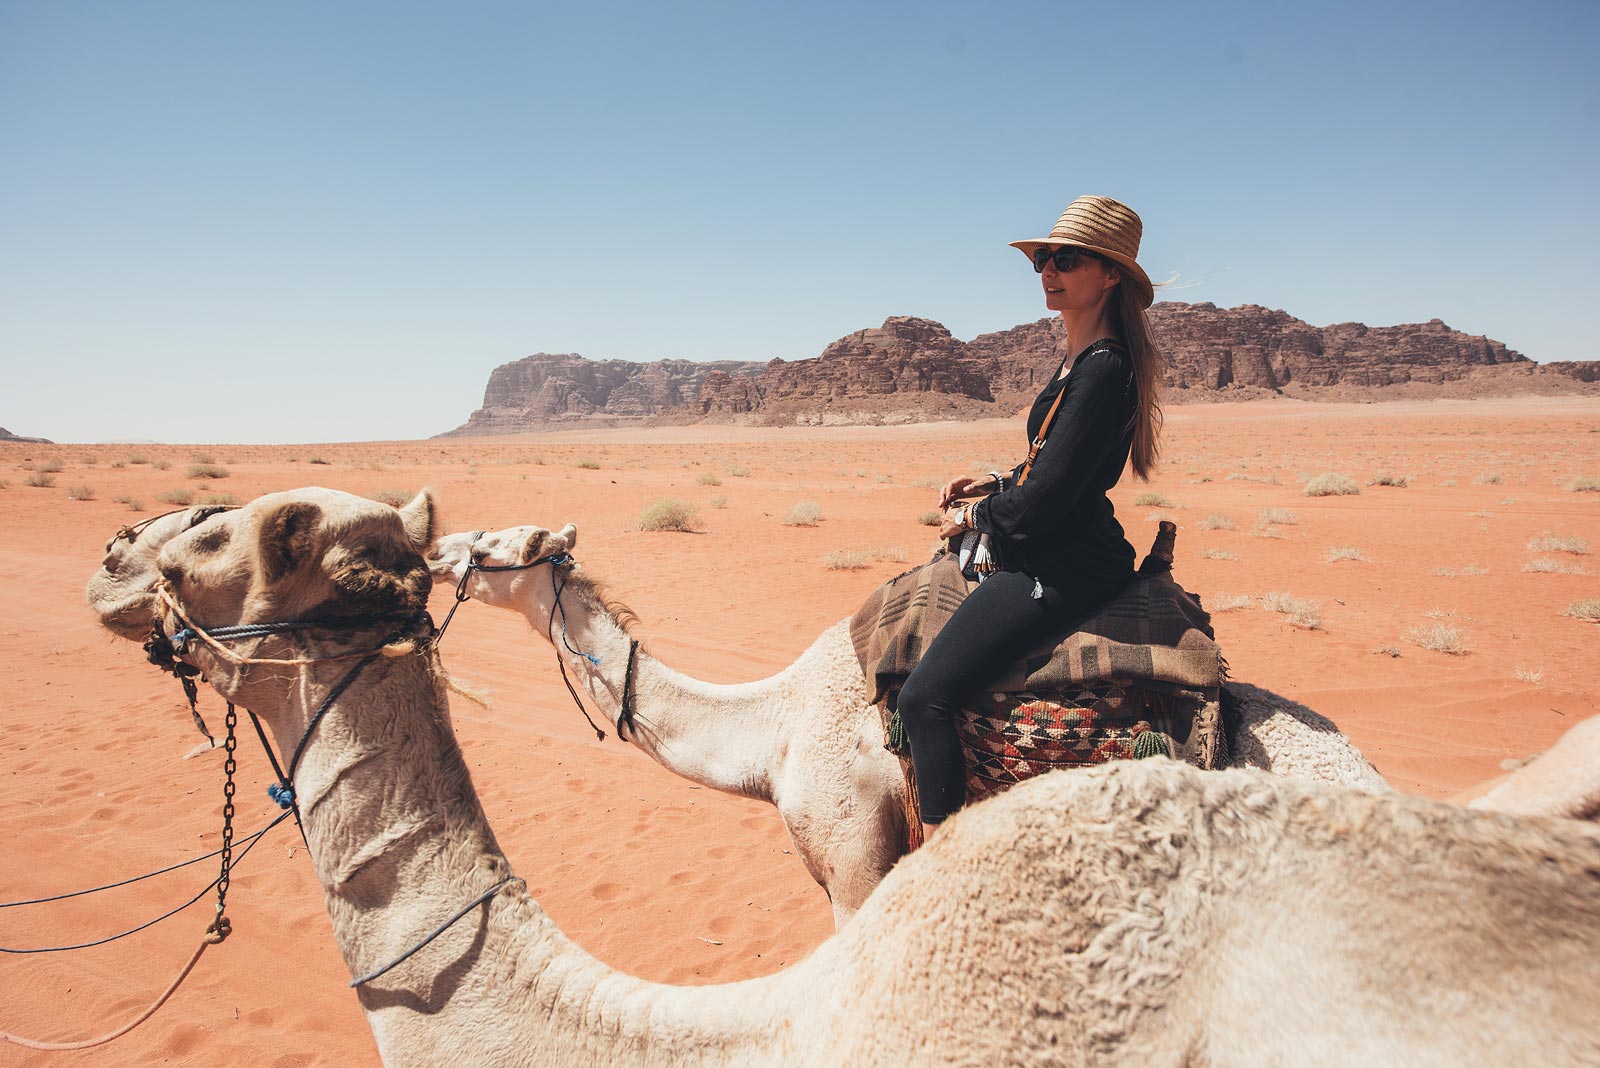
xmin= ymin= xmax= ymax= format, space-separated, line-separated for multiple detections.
xmin=2 ymin=397 xmax=1596 ymax=1065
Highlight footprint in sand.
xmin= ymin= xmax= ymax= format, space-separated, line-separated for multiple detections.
xmin=590 ymin=882 xmax=626 ymax=902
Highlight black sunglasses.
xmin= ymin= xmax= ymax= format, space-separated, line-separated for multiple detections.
xmin=1031 ymin=246 xmax=1102 ymax=273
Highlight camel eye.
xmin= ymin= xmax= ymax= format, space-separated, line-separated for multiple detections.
xmin=191 ymin=526 xmax=231 ymax=555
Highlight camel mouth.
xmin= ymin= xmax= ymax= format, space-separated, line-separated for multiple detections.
xmin=85 ymin=579 xmax=160 ymax=641
xmin=424 ymin=535 xmax=475 ymax=583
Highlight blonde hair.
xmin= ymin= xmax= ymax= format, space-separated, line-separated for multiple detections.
xmin=1109 ymin=280 xmax=1164 ymax=480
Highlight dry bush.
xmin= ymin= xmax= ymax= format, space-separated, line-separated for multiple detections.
xmin=1434 ymin=563 xmax=1487 ymax=577
xmin=1564 ymin=599 xmax=1600 ymax=621
xmin=1565 ymin=474 xmax=1600 ymax=492
xmin=157 ymin=489 xmax=194 ymax=506
xmin=1200 ymin=548 xmax=1238 ymax=560
xmin=153 ymin=460 xmax=171 ymax=471
xmin=1513 ymin=663 xmax=1545 ymax=684
xmin=67 ymin=484 xmax=96 ymax=500
xmin=126 ymin=453 xmax=152 ymax=465
xmin=781 ymin=501 xmax=823 ymax=527
xmin=726 ymin=464 xmax=750 ymax=477
xmin=191 ymin=452 xmax=215 ymax=464
xmin=1133 ymin=492 xmax=1173 ymax=508
xmin=1523 ymin=557 xmax=1586 ymax=575
xmin=24 ymin=473 xmax=55 ymax=488
xmin=1406 ymin=622 xmax=1470 ymax=654
xmin=917 ymin=510 xmax=941 ymax=526
xmin=1257 ymin=507 xmax=1298 ymax=525
xmin=824 ymin=547 xmax=905 ymax=570
xmin=574 ymin=459 xmax=601 ymax=470
xmin=31 ymin=458 xmax=65 ymax=473
xmin=1197 ymin=514 xmax=1234 ymax=531
xmin=1325 ymin=546 xmax=1365 ymax=562
xmin=1260 ymin=591 xmax=1322 ymax=629
xmin=1367 ymin=472 xmax=1408 ymax=487
xmin=1526 ymin=532 xmax=1590 ymax=555
xmin=1472 ymin=472 xmax=1504 ymax=485
xmin=1209 ymin=594 xmax=1253 ymax=612
xmin=187 ymin=463 xmax=231 ymax=480
xmin=1372 ymin=646 xmax=1402 ymax=658
xmin=697 ymin=472 xmax=722 ymax=486
xmin=199 ymin=493 xmax=240 ymax=507
xmin=1303 ymin=473 xmax=1360 ymax=497
xmin=307 ymin=456 xmax=331 ymax=465
xmin=637 ymin=498 xmax=699 ymax=532
xmin=113 ymin=495 xmax=144 ymax=511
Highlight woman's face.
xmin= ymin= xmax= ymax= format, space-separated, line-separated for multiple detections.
xmin=1039 ymin=248 xmax=1120 ymax=314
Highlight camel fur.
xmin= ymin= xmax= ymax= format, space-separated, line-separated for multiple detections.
xmin=84 ymin=487 xmax=1600 ymax=1068
xmin=427 ymin=523 xmax=1393 ymax=925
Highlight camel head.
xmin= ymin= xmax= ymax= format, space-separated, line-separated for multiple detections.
xmin=426 ymin=522 xmax=578 ymax=605
xmin=87 ymin=488 xmax=437 ymax=692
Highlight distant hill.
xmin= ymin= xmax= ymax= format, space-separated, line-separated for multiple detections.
xmin=0 ymin=427 xmax=53 ymax=444
xmin=441 ymin=302 xmax=1598 ymax=435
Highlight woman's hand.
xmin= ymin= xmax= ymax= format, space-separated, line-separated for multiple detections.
xmin=938 ymin=475 xmax=990 ymax=508
xmin=937 ymin=504 xmax=969 ymax=540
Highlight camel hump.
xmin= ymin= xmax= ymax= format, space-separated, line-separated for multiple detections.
xmin=1140 ymin=519 xmax=1177 ymax=574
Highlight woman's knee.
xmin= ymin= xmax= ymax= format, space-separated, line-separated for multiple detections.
xmin=895 ymin=672 xmax=949 ymax=731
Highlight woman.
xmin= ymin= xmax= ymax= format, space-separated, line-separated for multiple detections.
xmin=897 ymin=194 xmax=1166 ymax=838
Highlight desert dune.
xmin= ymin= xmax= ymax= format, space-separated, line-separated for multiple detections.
xmin=2 ymin=396 xmax=1596 ymax=1066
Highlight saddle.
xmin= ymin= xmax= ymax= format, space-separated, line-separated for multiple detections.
xmin=849 ymin=522 xmax=1230 ymax=843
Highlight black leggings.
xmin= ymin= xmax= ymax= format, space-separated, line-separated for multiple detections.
xmin=897 ymin=568 xmax=1126 ymax=823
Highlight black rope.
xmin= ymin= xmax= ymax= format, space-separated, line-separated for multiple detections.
xmin=0 ymin=811 xmax=292 ymax=953
xmin=348 ymin=876 xmax=522 ymax=987
xmin=618 ymin=639 xmax=640 ymax=737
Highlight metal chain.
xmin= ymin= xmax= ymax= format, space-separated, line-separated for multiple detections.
xmin=210 ymin=704 xmax=237 ymax=941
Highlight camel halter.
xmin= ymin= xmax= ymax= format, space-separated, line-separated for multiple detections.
xmin=441 ymin=539 xmax=640 ymax=741
xmin=149 ymin=582 xmax=524 ymax=990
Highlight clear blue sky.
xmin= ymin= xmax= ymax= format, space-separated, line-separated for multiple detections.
xmin=3 ymin=1 xmax=1595 ymax=443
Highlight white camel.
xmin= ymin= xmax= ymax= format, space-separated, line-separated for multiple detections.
xmin=1465 ymin=714 xmax=1600 ymax=821
xmin=426 ymin=522 xmax=1392 ymax=925
xmin=82 ymin=487 xmax=1600 ymax=1068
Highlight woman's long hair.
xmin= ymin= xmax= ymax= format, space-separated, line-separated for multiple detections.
xmin=1109 ymin=280 xmax=1164 ymax=480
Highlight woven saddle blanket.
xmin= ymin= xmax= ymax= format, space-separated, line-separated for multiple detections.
xmin=849 ymin=550 xmax=1226 ymax=706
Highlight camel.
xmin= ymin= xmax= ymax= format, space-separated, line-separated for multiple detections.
xmin=426 ymin=522 xmax=1393 ymax=925
xmin=81 ymin=486 xmax=1600 ymax=1067
xmin=1463 ymin=714 xmax=1600 ymax=821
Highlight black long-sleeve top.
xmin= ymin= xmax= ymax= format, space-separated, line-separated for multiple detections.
xmin=968 ymin=339 xmax=1138 ymax=592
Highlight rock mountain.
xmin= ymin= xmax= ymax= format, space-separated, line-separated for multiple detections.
xmin=442 ymin=302 xmax=1596 ymax=435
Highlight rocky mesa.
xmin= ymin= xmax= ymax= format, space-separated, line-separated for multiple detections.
xmin=442 ymin=302 xmax=1597 ymax=435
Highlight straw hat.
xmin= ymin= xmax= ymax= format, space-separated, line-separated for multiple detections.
xmin=1009 ymin=195 xmax=1154 ymax=308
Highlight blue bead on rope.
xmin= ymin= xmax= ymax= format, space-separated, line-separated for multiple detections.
xmin=266 ymin=782 xmax=296 ymax=809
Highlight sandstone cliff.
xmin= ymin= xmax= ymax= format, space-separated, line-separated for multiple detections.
xmin=442 ymin=303 xmax=1596 ymax=435
xmin=0 ymin=427 xmax=53 ymax=444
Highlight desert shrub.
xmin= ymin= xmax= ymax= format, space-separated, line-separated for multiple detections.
xmin=187 ymin=463 xmax=230 ymax=479
xmin=198 ymin=493 xmax=241 ymax=507
xmin=1209 ymin=594 xmax=1253 ymax=612
xmin=823 ymin=546 xmax=906 ymax=570
xmin=1260 ymin=591 xmax=1322 ymax=629
xmin=1563 ymin=598 xmax=1600 ymax=621
xmin=781 ymin=501 xmax=823 ymax=527
xmin=24 ymin=473 xmax=56 ymax=488
xmin=153 ymin=460 xmax=171 ymax=471
xmin=1373 ymin=645 xmax=1402 ymax=658
xmin=157 ymin=489 xmax=195 ymax=506
xmin=1257 ymin=507 xmax=1298 ymax=525
xmin=1367 ymin=472 xmax=1408 ymax=487
xmin=1526 ymin=532 xmax=1590 ymax=555
xmin=367 ymin=489 xmax=415 ymax=507
xmin=1406 ymin=622 xmax=1470 ymax=654
xmin=1513 ymin=663 xmax=1545 ymax=684
xmin=307 ymin=456 xmax=331 ymax=465
xmin=191 ymin=452 xmax=216 ymax=464
xmin=126 ymin=453 xmax=152 ymax=465
xmin=1472 ymin=472 xmax=1503 ymax=485
xmin=110 ymin=461 xmax=126 ymax=469
xmin=697 ymin=472 xmax=722 ymax=486
xmin=917 ymin=510 xmax=942 ymax=526
xmin=574 ymin=458 xmax=601 ymax=470
xmin=113 ymin=495 xmax=144 ymax=511
xmin=1325 ymin=546 xmax=1365 ymax=562
xmin=1523 ymin=557 xmax=1586 ymax=575
xmin=1565 ymin=475 xmax=1600 ymax=493
xmin=637 ymin=498 xmax=699 ymax=532
xmin=1200 ymin=548 xmax=1238 ymax=560
xmin=709 ymin=495 xmax=728 ymax=509
xmin=1133 ymin=492 xmax=1173 ymax=508
xmin=1197 ymin=514 xmax=1234 ymax=531
xmin=1303 ymin=473 xmax=1360 ymax=497
xmin=68 ymin=484 xmax=96 ymax=500
xmin=725 ymin=464 xmax=750 ymax=477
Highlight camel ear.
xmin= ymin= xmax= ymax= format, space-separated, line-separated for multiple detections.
xmin=398 ymin=488 xmax=436 ymax=550
xmin=517 ymin=528 xmax=551 ymax=565
xmin=260 ymin=501 xmax=323 ymax=582
xmin=556 ymin=522 xmax=577 ymax=551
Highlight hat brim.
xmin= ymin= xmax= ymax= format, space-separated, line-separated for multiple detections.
xmin=1009 ymin=239 xmax=1155 ymax=309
